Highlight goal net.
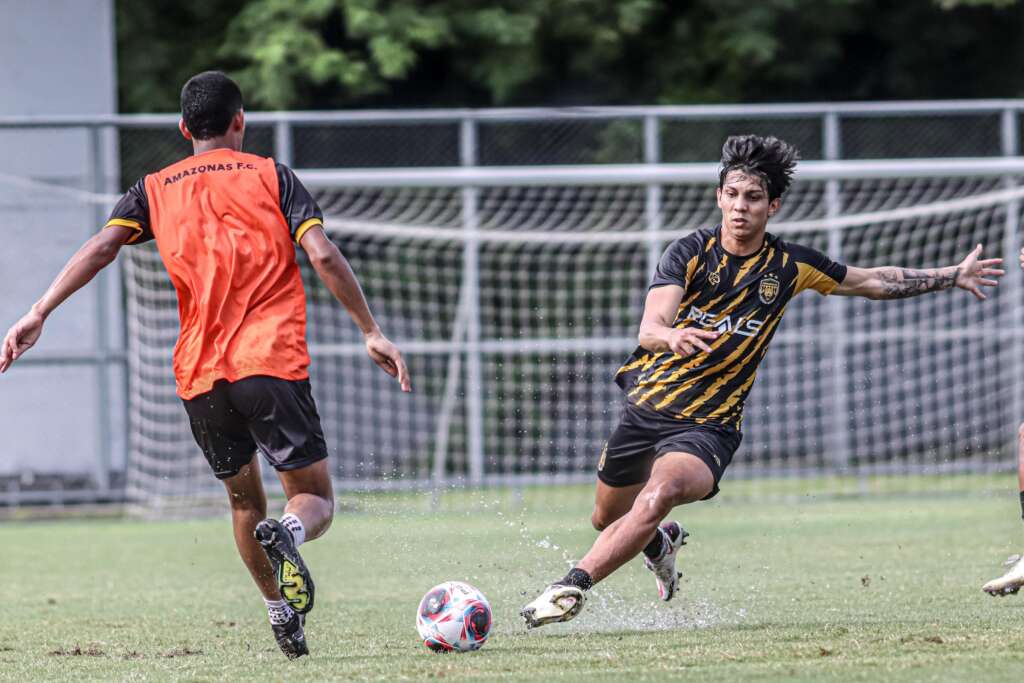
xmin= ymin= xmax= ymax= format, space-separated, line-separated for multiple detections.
xmin=121 ymin=161 xmax=1024 ymax=503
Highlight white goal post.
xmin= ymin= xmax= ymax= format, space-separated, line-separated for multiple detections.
xmin=118 ymin=157 xmax=1024 ymax=503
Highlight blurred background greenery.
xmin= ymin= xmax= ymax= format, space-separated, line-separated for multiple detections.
xmin=117 ymin=0 xmax=1024 ymax=113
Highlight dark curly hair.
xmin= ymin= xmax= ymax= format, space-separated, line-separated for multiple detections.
xmin=180 ymin=71 xmax=243 ymax=140
xmin=718 ymin=135 xmax=800 ymax=201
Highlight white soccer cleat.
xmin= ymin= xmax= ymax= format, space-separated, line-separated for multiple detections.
xmin=983 ymin=554 xmax=1024 ymax=597
xmin=643 ymin=521 xmax=689 ymax=602
xmin=520 ymin=584 xmax=587 ymax=629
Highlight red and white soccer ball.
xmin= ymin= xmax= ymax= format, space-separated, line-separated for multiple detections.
xmin=416 ymin=581 xmax=492 ymax=653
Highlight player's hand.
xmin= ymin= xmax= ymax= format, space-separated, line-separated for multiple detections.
xmin=0 ymin=309 xmax=45 ymax=374
xmin=665 ymin=327 xmax=719 ymax=358
xmin=954 ymin=244 xmax=1004 ymax=300
xmin=365 ymin=331 xmax=412 ymax=392
xmin=1018 ymin=246 xmax=1024 ymax=271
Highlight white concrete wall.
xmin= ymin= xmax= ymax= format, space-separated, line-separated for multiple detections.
xmin=0 ymin=0 xmax=124 ymax=484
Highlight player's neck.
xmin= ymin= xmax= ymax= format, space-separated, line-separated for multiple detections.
xmin=719 ymin=226 xmax=766 ymax=257
xmin=191 ymin=139 xmax=241 ymax=155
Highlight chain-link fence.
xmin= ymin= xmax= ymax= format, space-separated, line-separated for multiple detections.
xmin=105 ymin=104 xmax=1024 ymax=186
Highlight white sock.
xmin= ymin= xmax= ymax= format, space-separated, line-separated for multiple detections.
xmin=264 ymin=597 xmax=294 ymax=625
xmin=280 ymin=513 xmax=306 ymax=546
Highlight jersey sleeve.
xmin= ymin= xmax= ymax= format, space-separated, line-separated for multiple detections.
xmin=276 ymin=163 xmax=324 ymax=244
xmin=790 ymin=243 xmax=848 ymax=296
xmin=650 ymin=233 xmax=703 ymax=290
xmin=104 ymin=178 xmax=153 ymax=245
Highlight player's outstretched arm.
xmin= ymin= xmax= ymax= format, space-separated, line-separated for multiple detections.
xmin=832 ymin=244 xmax=1003 ymax=301
xmin=637 ymin=285 xmax=719 ymax=356
xmin=299 ymin=225 xmax=411 ymax=392
xmin=0 ymin=225 xmax=134 ymax=374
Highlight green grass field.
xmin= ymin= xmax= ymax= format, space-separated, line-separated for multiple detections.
xmin=3 ymin=484 xmax=1024 ymax=682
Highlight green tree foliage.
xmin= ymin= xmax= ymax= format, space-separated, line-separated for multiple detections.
xmin=116 ymin=0 xmax=1024 ymax=112
xmin=117 ymin=0 xmax=249 ymax=112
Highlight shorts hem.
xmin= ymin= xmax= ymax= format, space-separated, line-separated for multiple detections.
xmin=210 ymin=451 xmax=256 ymax=480
xmin=596 ymin=469 xmax=649 ymax=488
xmin=272 ymin=450 xmax=329 ymax=473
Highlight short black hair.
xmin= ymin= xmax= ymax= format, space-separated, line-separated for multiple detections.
xmin=180 ymin=71 xmax=243 ymax=140
xmin=718 ymin=135 xmax=799 ymax=201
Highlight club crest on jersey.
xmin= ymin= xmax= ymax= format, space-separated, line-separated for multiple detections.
xmin=758 ymin=275 xmax=780 ymax=304
xmin=707 ymin=271 xmax=721 ymax=286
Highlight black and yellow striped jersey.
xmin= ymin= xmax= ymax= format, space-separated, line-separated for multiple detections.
xmin=615 ymin=225 xmax=847 ymax=429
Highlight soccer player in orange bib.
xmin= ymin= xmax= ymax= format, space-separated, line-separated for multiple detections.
xmin=0 ymin=71 xmax=411 ymax=658
xmin=520 ymin=134 xmax=1005 ymax=629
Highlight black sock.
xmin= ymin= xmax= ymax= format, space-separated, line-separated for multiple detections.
xmin=642 ymin=528 xmax=665 ymax=559
xmin=1019 ymin=491 xmax=1024 ymax=522
xmin=560 ymin=567 xmax=593 ymax=591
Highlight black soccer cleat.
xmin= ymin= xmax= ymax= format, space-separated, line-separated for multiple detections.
xmin=272 ymin=611 xmax=309 ymax=660
xmin=255 ymin=518 xmax=316 ymax=615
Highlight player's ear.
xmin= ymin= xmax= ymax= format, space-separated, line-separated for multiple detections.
xmin=232 ymin=109 xmax=245 ymax=133
xmin=716 ymin=186 xmax=724 ymax=209
xmin=178 ymin=119 xmax=192 ymax=141
xmin=767 ymin=197 xmax=781 ymax=217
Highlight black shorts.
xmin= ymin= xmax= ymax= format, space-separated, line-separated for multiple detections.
xmin=597 ymin=401 xmax=742 ymax=499
xmin=182 ymin=376 xmax=329 ymax=480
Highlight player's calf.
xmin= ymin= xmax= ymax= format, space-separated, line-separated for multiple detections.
xmin=590 ymin=480 xmax=645 ymax=531
xmin=255 ymin=515 xmax=316 ymax=615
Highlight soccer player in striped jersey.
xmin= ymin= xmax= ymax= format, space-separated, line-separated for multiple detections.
xmin=0 ymin=72 xmax=411 ymax=658
xmin=521 ymin=134 xmax=1004 ymax=629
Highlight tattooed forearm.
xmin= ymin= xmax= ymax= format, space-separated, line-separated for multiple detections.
xmin=876 ymin=267 xmax=959 ymax=299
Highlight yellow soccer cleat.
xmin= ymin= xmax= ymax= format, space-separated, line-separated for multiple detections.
xmin=255 ymin=518 xmax=316 ymax=614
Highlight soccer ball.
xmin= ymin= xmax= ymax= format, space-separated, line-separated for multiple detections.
xmin=416 ymin=581 xmax=492 ymax=653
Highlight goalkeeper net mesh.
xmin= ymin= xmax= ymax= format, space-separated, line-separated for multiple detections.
xmin=121 ymin=167 xmax=1024 ymax=503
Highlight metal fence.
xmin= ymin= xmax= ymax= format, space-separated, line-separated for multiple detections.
xmin=2 ymin=99 xmax=1023 ymax=506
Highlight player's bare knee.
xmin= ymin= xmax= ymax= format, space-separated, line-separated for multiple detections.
xmin=1017 ymin=422 xmax=1024 ymax=442
xmin=639 ymin=471 xmax=708 ymax=519
xmin=590 ymin=508 xmax=612 ymax=531
xmin=633 ymin=485 xmax=678 ymax=525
